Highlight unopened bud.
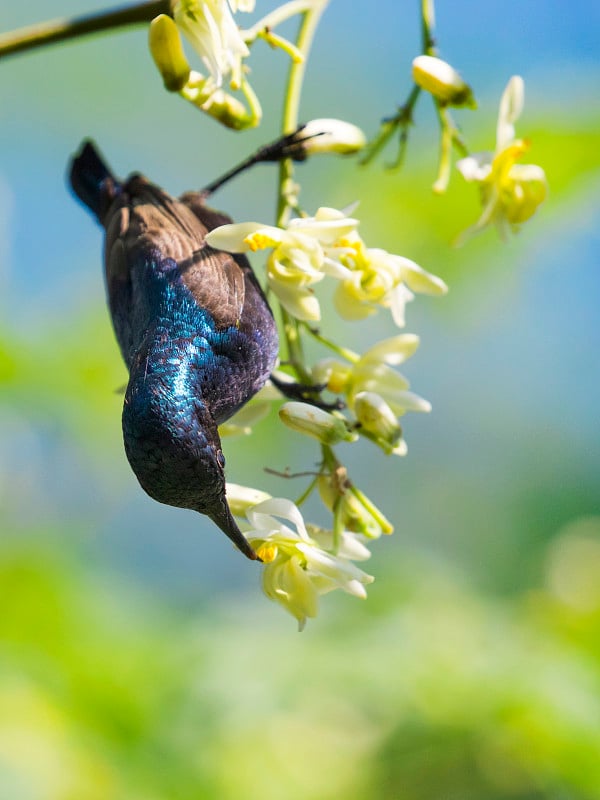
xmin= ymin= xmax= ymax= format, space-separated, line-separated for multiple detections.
xmin=279 ymin=402 xmax=357 ymax=445
xmin=297 ymin=118 xmax=367 ymax=155
xmin=317 ymin=473 xmax=392 ymax=538
xmin=354 ymin=391 xmax=403 ymax=454
xmin=149 ymin=14 xmax=191 ymax=92
xmin=412 ymin=55 xmax=476 ymax=109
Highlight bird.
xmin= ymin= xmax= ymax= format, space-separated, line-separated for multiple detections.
xmin=69 ymin=140 xmax=279 ymax=561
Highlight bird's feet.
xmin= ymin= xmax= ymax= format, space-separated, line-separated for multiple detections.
xmin=270 ymin=373 xmax=345 ymax=411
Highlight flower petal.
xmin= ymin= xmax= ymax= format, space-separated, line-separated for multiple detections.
xmin=497 ymin=75 xmax=524 ymax=150
xmin=205 ymin=222 xmax=277 ymax=252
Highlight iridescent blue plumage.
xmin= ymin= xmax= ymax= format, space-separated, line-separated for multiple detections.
xmin=69 ymin=141 xmax=279 ymax=560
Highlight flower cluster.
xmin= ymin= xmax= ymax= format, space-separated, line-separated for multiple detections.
xmin=208 ymin=190 xmax=447 ymax=625
xmin=206 ymin=207 xmax=447 ymax=324
xmin=456 ymin=76 xmax=548 ymax=241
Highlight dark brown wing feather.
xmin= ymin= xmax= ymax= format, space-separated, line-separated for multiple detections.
xmin=103 ymin=176 xmax=246 ymax=338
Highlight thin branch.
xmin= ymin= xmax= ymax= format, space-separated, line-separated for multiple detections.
xmin=0 ymin=1 xmax=169 ymax=61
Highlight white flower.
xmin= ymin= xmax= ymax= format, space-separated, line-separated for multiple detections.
xmin=244 ymin=498 xmax=374 ymax=630
xmin=206 ymin=208 xmax=359 ymax=321
xmin=172 ymin=0 xmax=251 ymax=90
xmin=330 ymin=235 xmax=447 ymax=327
xmin=206 ymin=208 xmax=446 ymax=325
xmin=312 ymin=334 xmax=431 ymax=455
xmin=456 ymin=75 xmax=548 ymax=241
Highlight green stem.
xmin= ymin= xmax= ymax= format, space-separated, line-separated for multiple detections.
xmin=0 ymin=1 xmax=169 ymax=61
xmin=420 ymin=0 xmax=471 ymax=190
xmin=294 ymin=474 xmax=319 ymax=507
xmin=276 ymin=0 xmax=329 ymax=226
xmin=281 ymin=309 xmax=311 ymax=384
xmin=420 ymin=0 xmax=436 ymax=55
xmin=274 ymin=0 xmax=328 ymax=381
xmin=304 ymin=325 xmax=360 ymax=364
xmin=349 ymin=485 xmax=394 ymax=534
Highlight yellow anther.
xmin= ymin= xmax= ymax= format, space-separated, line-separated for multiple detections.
xmin=256 ymin=542 xmax=278 ymax=563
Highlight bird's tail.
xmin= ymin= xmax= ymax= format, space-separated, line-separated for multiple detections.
xmin=69 ymin=140 xmax=121 ymax=222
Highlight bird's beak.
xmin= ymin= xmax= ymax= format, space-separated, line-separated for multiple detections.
xmin=209 ymin=500 xmax=261 ymax=561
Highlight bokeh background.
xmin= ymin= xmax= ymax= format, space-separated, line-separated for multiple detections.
xmin=1 ymin=1 xmax=600 ymax=798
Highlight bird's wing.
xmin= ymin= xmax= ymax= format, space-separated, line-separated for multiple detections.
xmin=178 ymin=245 xmax=246 ymax=330
xmin=107 ymin=179 xmax=247 ymax=331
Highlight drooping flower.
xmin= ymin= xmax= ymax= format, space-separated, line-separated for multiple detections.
xmin=330 ymin=235 xmax=447 ymax=327
xmin=206 ymin=208 xmax=447 ymax=325
xmin=226 ymin=482 xmax=272 ymax=517
xmin=149 ymin=4 xmax=261 ymax=129
xmin=456 ymin=75 xmax=547 ymax=242
xmin=172 ymin=0 xmax=252 ymax=90
xmin=243 ymin=498 xmax=374 ymax=630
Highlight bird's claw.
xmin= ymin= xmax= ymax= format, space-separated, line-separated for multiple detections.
xmin=270 ymin=374 xmax=345 ymax=411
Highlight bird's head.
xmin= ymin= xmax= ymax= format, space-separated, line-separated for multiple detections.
xmin=122 ymin=372 xmax=259 ymax=561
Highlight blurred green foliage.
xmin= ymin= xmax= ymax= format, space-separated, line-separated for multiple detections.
xmin=2 ymin=519 xmax=600 ymax=799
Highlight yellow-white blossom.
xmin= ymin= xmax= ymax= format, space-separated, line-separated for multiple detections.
xmin=149 ymin=5 xmax=261 ymax=129
xmin=456 ymin=75 xmax=548 ymax=242
xmin=312 ymin=334 xmax=432 ymax=454
xmin=206 ymin=209 xmax=447 ymax=325
xmin=206 ymin=208 xmax=359 ymax=321
xmin=243 ymin=498 xmax=374 ymax=630
xmin=412 ymin=55 xmax=476 ymax=108
xmin=172 ymin=0 xmax=252 ymax=90
xmin=330 ymin=234 xmax=447 ymax=327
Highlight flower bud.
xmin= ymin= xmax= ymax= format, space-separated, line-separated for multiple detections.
xmin=354 ymin=391 xmax=404 ymax=454
xmin=296 ymin=119 xmax=367 ymax=155
xmin=279 ymin=402 xmax=357 ymax=445
xmin=317 ymin=473 xmax=392 ymax=538
xmin=412 ymin=55 xmax=476 ymax=109
xmin=149 ymin=14 xmax=191 ymax=92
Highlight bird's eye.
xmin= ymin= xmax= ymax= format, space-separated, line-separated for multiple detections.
xmin=216 ymin=449 xmax=226 ymax=469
